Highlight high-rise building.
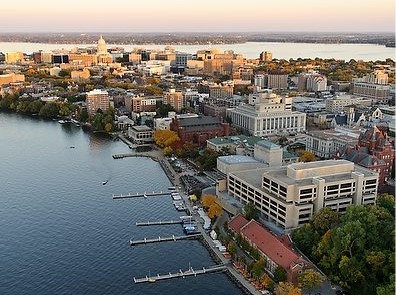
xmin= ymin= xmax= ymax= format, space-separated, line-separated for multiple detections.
xmin=163 ymin=89 xmax=185 ymax=112
xmin=86 ymin=89 xmax=110 ymax=116
xmin=259 ymin=51 xmax=272 ymax=62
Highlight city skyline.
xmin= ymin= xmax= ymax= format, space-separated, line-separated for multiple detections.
xmin=1 ymin=0 xmax=394 ymax=33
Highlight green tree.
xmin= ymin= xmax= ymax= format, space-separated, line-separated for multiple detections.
xmin=376 ymin=193 xmax=395 ymax=216
xmin=39 ymin=102 xmax=60 ymax=118
xmin=244 ymin=202 xmax=258 ymax=220
xmin=156 ymin=103 xmax=175 ymax=118
xmin=311 ymin=207 xmax=340 ymax=235
xmin=28 ymin=100 xmax=44 ymax=114
xmin=273 ymin=266 xmax=287 ymax=282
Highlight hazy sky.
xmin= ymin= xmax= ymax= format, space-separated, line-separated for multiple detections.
xmin=1 ymin=0 xmax=394 ymax=32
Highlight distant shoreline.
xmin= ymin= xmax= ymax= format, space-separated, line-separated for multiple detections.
xmin=0 ymin=32 xmax=394 ymax=47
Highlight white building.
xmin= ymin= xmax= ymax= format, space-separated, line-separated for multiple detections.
xmin=128 ymin=125 xmax=154 ymax=144
xmin=226 ymin=91 xmax=306 ymax=136
xmin=306 ymin=74 xmax=327 ymax=92
xmin=227 ymin=160 xmax=378 ymax=230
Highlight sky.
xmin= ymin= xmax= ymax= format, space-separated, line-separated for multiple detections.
xmin=1 ymin=0 xmax=394 ymax=32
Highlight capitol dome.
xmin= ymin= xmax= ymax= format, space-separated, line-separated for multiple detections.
xmin=97 ymin=34 xmax=107 ymax=55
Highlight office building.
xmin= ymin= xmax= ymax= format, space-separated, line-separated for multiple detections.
xmin=226 ymin=91 xmax=306 ymax=136
xmin=227 ymin=160 xmax=378 ymax=230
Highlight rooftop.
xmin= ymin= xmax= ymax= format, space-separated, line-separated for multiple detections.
xmin=256 ymin=140 xmax=281 ymax=150
xmin=218 ymin=155 xmax=260 ymax=165
xmin=230 ymin=216 xmax=307 ymax=271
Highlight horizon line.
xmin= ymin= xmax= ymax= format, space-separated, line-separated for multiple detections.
xmin=0 ymin=31 xmax=394 ymax=34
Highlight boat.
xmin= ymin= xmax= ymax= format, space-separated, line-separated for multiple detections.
xmin=102 ymin=180 xmax=108 ymax=185
xmin=58 ymin=120 xmax=65 ymax=124
xmin=148 ymin=277 xmax=156 ymax=283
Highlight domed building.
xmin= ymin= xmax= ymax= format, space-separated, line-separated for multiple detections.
xmin=97 ymin=35 xmax=112 ymax=64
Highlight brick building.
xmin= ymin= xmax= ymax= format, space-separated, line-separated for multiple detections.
xmin=337 ymin=126 xmax=394 ymax=187
xmin=170 ymin=115 xmax=230 ymax=146
xmin=228 ymin=214 xmax=308 ymax=283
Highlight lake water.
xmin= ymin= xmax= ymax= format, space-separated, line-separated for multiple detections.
xmin=0 ymin=41 xmax=394 ymax=61
xmin=0 ymin=113 xmax=243 ymax=295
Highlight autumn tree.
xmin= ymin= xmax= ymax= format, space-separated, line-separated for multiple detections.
xmin=275 ymin=282 xmax=302 ymax=295
xmin=297 ymin=269 xmax=323 ymax=292
xmin=260 ymin=273 xmax=274 ymax=290
xmin=201 ymin=194 xmax=222 ymax=219
xmin=153 ymin=130 xmax=180 ymax=148
xmin=298 ymin=150 xmax=316 ymax=162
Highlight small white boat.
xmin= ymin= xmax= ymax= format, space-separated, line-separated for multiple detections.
xmin=102 ymin=180 xmax=108 ymax=185
xmin=58 ymin=120 xmax=65 ymax=124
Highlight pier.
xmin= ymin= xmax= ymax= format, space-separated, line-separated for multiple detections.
xmin=112 ymin=191 xmax=169 ymax=199
xmin=136 ymin=220 xmax=183 ymax=226
xmin=133 ymin=264 xmax=227 ymax=284
xmin=129 ymin=233 xmax=201 ymax=246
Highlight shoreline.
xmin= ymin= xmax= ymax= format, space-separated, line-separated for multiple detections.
xmin=117 ymin=138 xmax=261 ymax=295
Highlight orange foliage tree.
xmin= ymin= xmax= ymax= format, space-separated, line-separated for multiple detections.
xmin=275 ymin=282 xmax=302 ymax=295
xmin=153 ymin=130 xmax=180 ymax=148
xmin=201 ymin=194 xmax=222 ymax=219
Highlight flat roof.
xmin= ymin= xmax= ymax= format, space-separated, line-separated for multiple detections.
xmin=218 ymin=155 xmax=260 ymax=165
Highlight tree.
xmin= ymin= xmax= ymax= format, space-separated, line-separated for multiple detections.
xmin=298 ymin=269 xmax=323 ymax=291
xmin=207 ymin=202 xmax=222 ymax=219
xmin=227 ymin=241 xmax=237 ymax=257
xmin=79 ymin=109 xmax=89 ymax=122
xmin=201 ymin=194 xmax=216 ymax=209
xmin=156 ymin=103 xmax=174 ymax=117
xmin=154 ymin=130 xmax=180 ymax=148
xmin=244 ymin=202 xmax=258 ymax=220
xmin=260 ymin=273 xmax=274 ymax=290
xmin=28 ymin=100 xmax=44 ymax=114
xmin=376 ymin=193 xmax=395 ymax=216
xmin=275 ymin=282 xmax=302 ymax=295
xmin=201 ymin=194 xmax=222 ymax=219
xmin=273 ymin=266 xmax=287 ymax=283
xmin=298 ymin=150 xmax=316 ymax=162
xmin=39 ymin=102 xmax=60 ymax=118
xmin=311 ymin=207 xmax=340 ymax=235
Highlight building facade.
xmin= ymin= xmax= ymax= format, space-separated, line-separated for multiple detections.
xmin=163 ymin=89 xmax=185 ymax=112
xmin=227 ymin=91 xmax=306 ymax=136
xmin=227 ymin=160 xmax=378 ymax=230
xmin=86 ymin=89 xmax=110 ymax=116
xmin=170 ymin=115 xmax=230 ymax=146
xmin=305 ymin=129 xmax=359 ymax=159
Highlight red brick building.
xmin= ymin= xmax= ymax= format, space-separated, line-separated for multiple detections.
xmin=170 ymin=115 xmax=230 ymax=146
xmin=337 ymin=126 xmax=394 ymax=187
xmin=228 ymin=214 xmax=309 ymax=284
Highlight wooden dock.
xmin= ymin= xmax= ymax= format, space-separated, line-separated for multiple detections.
xmin=133 ymin=264 xmax=227 ymax=284
xmin=112 ymin=191 xmax=169 ymax=199
xmin=129 ymin=234 xmax=201 ymax=246
xmin=136 ymin=220 xmax=183 ymax=226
